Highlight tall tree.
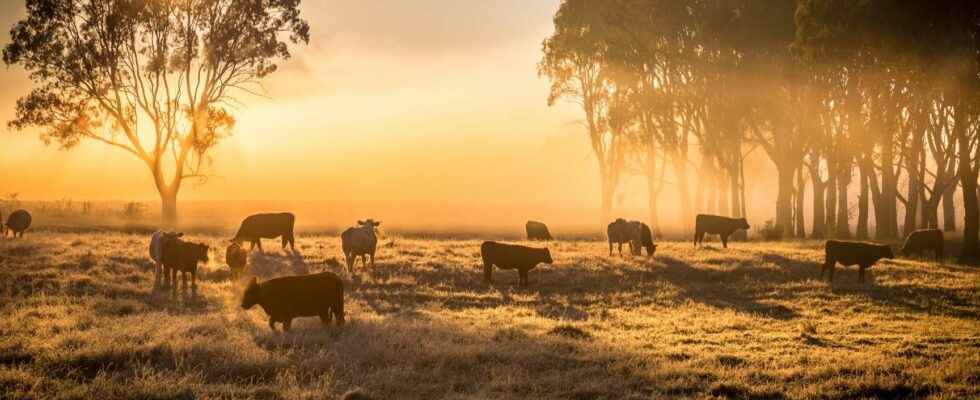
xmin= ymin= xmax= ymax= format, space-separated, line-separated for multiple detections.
xmin=4 ymin=0 xmax=309 ymax=225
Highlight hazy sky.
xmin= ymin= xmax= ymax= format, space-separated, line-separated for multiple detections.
xmin=0 ymin=1 xmax=774 ymax=230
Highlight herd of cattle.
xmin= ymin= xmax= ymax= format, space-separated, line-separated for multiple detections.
xmin=0 ymin=209 xmax=950 ymax=332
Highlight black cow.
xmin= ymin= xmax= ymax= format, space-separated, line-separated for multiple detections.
xmin=822 ymin=240 xmax=893 ymax=283
xmin=694 ymin=214 xmax=750 ymax=248
xmin=901 ymin=229 xmax=944 ymax=262
xmin=233 ymin=213 xmax=296 ymax=252
xmin=5 ymin=209 xmax=31 ymax=238
xmin=607 ymin=219 xmax=657 ymax=256
xmin=241 ymin=272 xmax=345 ymax=332
xmin=525 ymin=220 xmax=553 ymax=241
xmin=226 ymin=241 xmax=248 ymax=280
xmin=150 ymin=231 xmax=183 ymax=287
xmin=481 ymin=241 xmax=553 ymax=287
xmin=341 ymin=219 xmax=380 ymax=272
xmin=162 ymin=238 xmax=209 ymax=295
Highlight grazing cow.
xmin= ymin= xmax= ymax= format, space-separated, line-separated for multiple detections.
xmin=233 ymin=213 xmax=296 ymax=252
xmin=481 ymin=241 xmax=553 ymax=287
xmin=341 ymin=219 xmax=380 ymax=272
xmin=525 ymin=220 xmax=553 ymax=241
xmin=901 ymin=229 xmax=944 ymax=262
xmin=226 ymin=241 xmax=248 ymax=280
xmin=608 ymin=219 xmax=656 ymax=256
xmin=5 ymin=209 xmax=31 ymax=238
xmin=627 ymin=221 xmax=657 ymax=256
xmin=149 ymin=231 xmax=183 ymax=287
xmin=822 ymin=240 xmax=893 ymax=283
xmin=694 ymin=214 xmax=750 ymax=248
xmin=241 ymin=272 xmax=345 ymax=332
xmin=162 ymin=238 xmax=209 ymax=294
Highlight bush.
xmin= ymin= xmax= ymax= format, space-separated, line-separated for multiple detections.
xmin=758 ymin=219 xmax=783 ymax=241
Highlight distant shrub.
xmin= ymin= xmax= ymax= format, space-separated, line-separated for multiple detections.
xmin=758 ymin=219 xmax=783 ymax=241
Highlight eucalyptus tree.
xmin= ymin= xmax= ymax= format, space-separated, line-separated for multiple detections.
xmin=4 ymin=0 xmax=309 ymax=225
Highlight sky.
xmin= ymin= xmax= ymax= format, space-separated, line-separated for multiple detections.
xmin=0 ymin=1 xmax=774 ymax=232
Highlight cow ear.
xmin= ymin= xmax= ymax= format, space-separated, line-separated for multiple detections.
xmin=357 ymin=220 xmax=365 ymax=225
xmin=374 ymin=221 xmax=382 ymax=226
xmin=249 ymin=277 xmax=258 ymax=286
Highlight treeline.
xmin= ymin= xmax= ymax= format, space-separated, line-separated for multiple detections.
xmin=539 ymin=0 xmax=980 ymax=259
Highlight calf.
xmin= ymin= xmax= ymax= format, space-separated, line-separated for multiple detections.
xmin=226 ymin=241 xmax=248 ymax=280
xmin=694 ymin=214 xmax=750 ymax=248
xmin=149 ymin=231 xmax=183 ymax=287
xmin=822 ymin=240 xmax=893 ymax=283
xmin=901 ymin=229 xmax=944 ymax=262
xmin=341 ymin=219 xmax=380 ymax=272
xmin=525 ymin=220 xmax=553 ymax=241
xmin=233 ymin=213 xmax=296 ymax=252
xmin=162 ymin=238 xmax=209 ymax=295
xmin=5 ymin=209 xmax=31 ymax=238
xmin=241 ymin=272 xmax=345 ymax=332
xmin=481 ymin=241 xmax=553 ymax=287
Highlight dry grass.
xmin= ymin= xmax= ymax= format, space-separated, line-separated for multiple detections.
xmin=0 ymin=232 xmax=978 ymax=399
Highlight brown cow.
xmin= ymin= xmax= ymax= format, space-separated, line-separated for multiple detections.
xmin=901 ymin=229 xmax=944 ymax=262
xmin=822 ymin=240 xmax=893 ymax=283
xmin=481 ymin=241 xmax=553 ymax=287
xmin=241 ymin=272 xmax=345 ymax=332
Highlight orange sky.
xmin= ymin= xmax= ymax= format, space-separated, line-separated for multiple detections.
xmin=0 ymin=1 xmax=778 ymax=231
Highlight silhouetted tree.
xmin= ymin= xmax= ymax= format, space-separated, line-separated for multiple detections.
xmin=4 ymin=0 xmax=309 ymax=226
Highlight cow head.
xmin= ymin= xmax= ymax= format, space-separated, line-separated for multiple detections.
xmin=358 ymin=219 xmax=382 ymax=236
xmin=541 ymin=248 xmax=554 ymax=264
xmin=737 ymin=218 xmax=750 ymax=230
xmin=880 ymin=245 xmax=895 ymax=260
xmin=241 ymin=277 xmax=261 ymax=309
xmin=190 ymin=242 xmax=210 ymax=263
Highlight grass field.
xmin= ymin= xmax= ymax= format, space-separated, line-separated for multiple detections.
xmin=0 ymin=231 xmax=978 ymax=399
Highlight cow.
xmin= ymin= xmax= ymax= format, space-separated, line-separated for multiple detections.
xmin=525 ymin=220 xmax=553 ymax=241
xmin=5 ymin=209 xmax=31 ymax=238
xmin=162 ymin=238 xmax=209 ymax=295
xmin=608 ymin=219 xmax=658 ymax=256
xmin=901 ymin=229 xmax=944 ymax=262
xmin=241 ymin=272 xmax=345 ymax=332
xmin=226 ymin=241 xmax=248 ymax=280
xmin=341 ymin=219 xmax=380 ymax=272
xmin=481 ymin=241 xmax=553 ymax=287
xmin=232 ymin=213 xmax=296 ymax=252
xmin=627 ymin=221 xmax=657 ymax=256
xmin=149 ymin=231 xmax=183 ymax=287
xmin=694 ymin=214 xmax=750 ymax=248
xmin=822 ymin=240 xmax=893 ymax=283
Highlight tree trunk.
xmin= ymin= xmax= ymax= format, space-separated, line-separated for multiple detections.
xmin=955 ymin=105 xmax=979 ymax=261
xmin=776 ymin=165 xmax=794 ymax=238
xmin=795 ymin=168 xmax=806 ymax=238
xmin=857 ymin=159 xmax=871 ymax=239
xmin=600 ymin=174 xmax=614 ymax=228
xmin=646 ymin=148 xmax=661 ymax=237
xmin=943 ymin=185 xmax=957 ymax=231
xmin=717 ymin=170 xmax=729 ymax=216
xmin=673 ymin=155 xmax=693 ymax=235
xmin=160 ymin=189 xmax=178 ymax=228
xmin=826 ymin=174 xmax=838 ymax=237
xmin=810 ymin=174 xmax=826 ymax=238
xmin=879 ymin=138 xmax=899 ymax=239
xmin=836 ymin=172 xmax=851 ymax=238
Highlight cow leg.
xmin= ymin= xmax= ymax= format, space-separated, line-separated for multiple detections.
xmin=859 ymin=265 xmax=867 ymax=283
xmin=320 ymin=313 xmax=332 ymax=325
xmin=694 ymin=231 xmax=703 ymax=247
xmin=269 ymin=319 xmax=278 ymax=332
xmin=282 ymin=319 xmax=293 ymax=332
xmin=171 ymin=269 xmax=178 ymax=295
xmin=370 ymin=252 xmax=375 ymax=267
xmin=608 ymin=241 xmax=613 ymax=256
xmin=937 ymin=244 xmax=944 ymax=263
xmin=721 ymin=234 xmax=729 ymax=248
xmin=255 ymin=239 xmax=263 ymax=253
xmin=483 ymin=262 xmax=493 ymax=284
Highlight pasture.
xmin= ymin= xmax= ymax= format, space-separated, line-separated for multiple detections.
xmin=0 ymin=231 xmax=978 ymax=399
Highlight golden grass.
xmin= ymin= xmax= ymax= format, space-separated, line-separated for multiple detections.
xmin=0 ymin=232 xmax=977 ymax=399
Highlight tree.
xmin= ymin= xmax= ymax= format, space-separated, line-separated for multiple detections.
xmin=4 ymin=0 xmax=309 ymax=226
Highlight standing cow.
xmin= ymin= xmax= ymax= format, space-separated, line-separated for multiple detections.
xmin=149 ymin=231 xmax=183 ymax=287
xmin=901 ymin=229 xmax=944 ymax=262
xmin=481 ymin=241 xmax=553 ymax=287
xmin=233 ymin=213 xmax=296 ymax=252
xmin=162 ymin=238 xmax=210 ymax=295
xmin=525 ymin=220 xmax=553 ymax=241
xmin=341 ymin=219 xmax=380 ymax=272
xmin=694 ymin=214 xmax=750 ymax=248
xmin=241 ymin=272 xmax=345 ymax=332
xmin=226 ymin=241 xmax=248 ymax=280
xmin=5 ymin=209 xmax=32 ymax=238
xmin=822 ymin=240 xmax=893 ymax=283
